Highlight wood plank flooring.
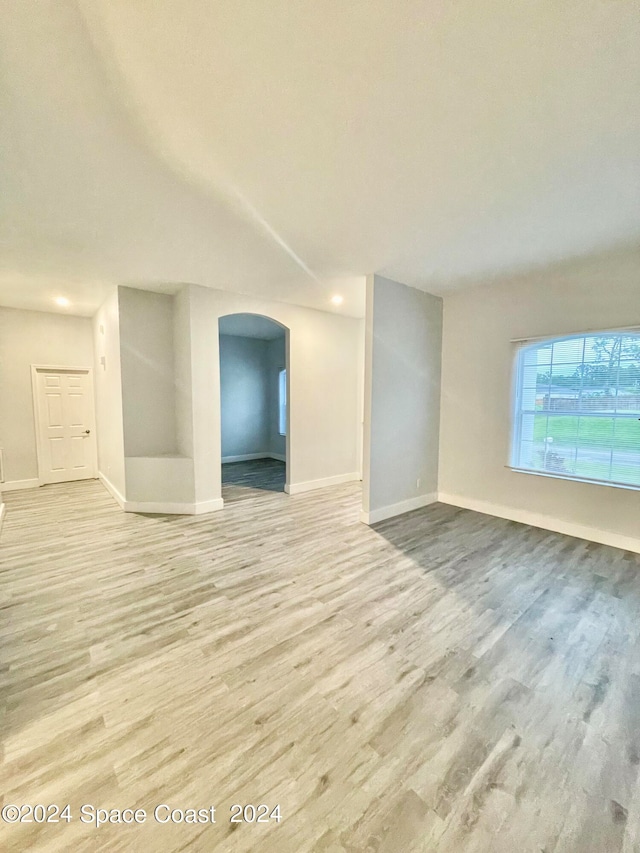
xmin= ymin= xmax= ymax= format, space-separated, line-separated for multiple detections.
xmin=222 ymin=459 xmax=285 ymax=501
xmin=1 ymin=473 xmax=640 ymax=852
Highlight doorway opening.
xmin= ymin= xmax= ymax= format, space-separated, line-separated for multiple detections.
xmin=218 ymin=313 xmax=289 ymax=503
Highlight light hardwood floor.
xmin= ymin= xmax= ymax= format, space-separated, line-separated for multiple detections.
xmin=1 ymin=475 xmax=640 ymax=852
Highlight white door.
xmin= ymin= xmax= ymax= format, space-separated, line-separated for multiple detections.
xmin=32 ymin=367 xmax=97 ymax=484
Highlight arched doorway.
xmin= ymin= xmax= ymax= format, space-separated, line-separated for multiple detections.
xmin=218 ymin=313 xmax=289 ymax=502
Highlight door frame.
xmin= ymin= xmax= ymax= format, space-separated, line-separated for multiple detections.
xmin=217 ymin=314 xmax=290 ymax=496
xmin=31 ymin=364 xmax=98 ymax=486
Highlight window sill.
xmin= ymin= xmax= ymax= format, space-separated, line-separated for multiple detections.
xmin=507 ymin=466 xmax=640 ymax=493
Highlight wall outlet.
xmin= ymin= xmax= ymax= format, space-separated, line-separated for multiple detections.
xmin=416 ymin=478 xmax=421 ymax=489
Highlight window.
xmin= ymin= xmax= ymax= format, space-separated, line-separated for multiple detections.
xmin=278 ymin=368 xmax=287 ymax=436
xmin=512 ymin=331 xmax=640 ymax=489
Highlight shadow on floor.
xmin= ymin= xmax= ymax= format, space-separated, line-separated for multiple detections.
xmin=370 ymin=499 xmax=640 ymax=629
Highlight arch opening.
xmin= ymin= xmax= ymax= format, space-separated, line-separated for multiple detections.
xmin=218 ymin=313 xmax=290 ymax=501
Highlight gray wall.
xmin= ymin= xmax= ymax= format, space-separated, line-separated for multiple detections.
xmin=93 ymin=289 xmax=126 ymax=495
xmin=439 ymin=245 xmax=640 ymax=551
xmin=119 ymin=287 xmax=178 ymax=457
xmin=0 ymin=306 xmax=94 ymax=484
xmin=100 ymin=286 xmax=196 ymax=508
xmin=363 ymin=274 xmax=443 ymax=519
xmin=220 ymin=334 xmax=271 ymax=459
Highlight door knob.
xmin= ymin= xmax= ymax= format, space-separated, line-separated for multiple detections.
xmin=84 ymin=430 xmax=91 ymax=434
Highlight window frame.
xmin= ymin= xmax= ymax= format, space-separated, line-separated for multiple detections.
xmin=510 ymin=329 xmax=640 ymax=491
xmin=278 ymin=368 xmax=287 ymax=436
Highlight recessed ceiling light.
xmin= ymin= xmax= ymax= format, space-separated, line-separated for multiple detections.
xmin=330 ymin=295 xmax=344 ymax=305
xmin=54 ymin=296 xmax=70 ymax=307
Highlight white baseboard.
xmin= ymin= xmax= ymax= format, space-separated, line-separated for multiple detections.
xmin=124 ymin=500 xmax=187 ymax=514
xmin=285 ymin=471 xmax=360 ymax=495
xmin=360 ymin=492 xmax=438 ymax=525
xmin=222 ymin=453 xmax=268 ymax=463
xmin=0 ymin=478 xmax=40 ymax=492
xmin=125 ymin=498 xmax=224 ymax=515
xmin=99 ymin=472 xmax=224 ymax=515
xmin=193 ymin=498 xmax=225 ymax=515
xmin=222 ymin=453 xmax=286 ymax=464
xmin=98 ymin=472 xmax=126 ymax=509
xmin=0 ymin=501 xmax=6 ymax=538
xmin=438 ymin=492 xmax=640 ymax=555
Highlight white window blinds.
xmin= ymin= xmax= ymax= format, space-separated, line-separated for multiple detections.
xmin=512 ymin=332 xmax=640 ymax=489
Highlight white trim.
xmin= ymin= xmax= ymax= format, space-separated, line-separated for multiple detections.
xmin=509 ymin=330 xmax=640 ymax=489
xmin=98 ymin=472 xmax=126 ymax=509
xmin=125 ymin=501 xmax=193 ymax=514
xmin=193 ymin=498 xmax=225 ymax=515
xmin=511 ymin=325 xmax=640 ymax=344
xmin=0 ymin=501 xmax=6 ymax=538
xmin=98 ymin=473 xmax=224 ymax=515
xmin=0 ymin=478 xmax=40 ymax=492
xmin=30 ymin=363 xmax=95 ymax=372
xmin=438 ymin=492 xmax=640 ymax=555
xmin=125 ymin=498 xmax=224 ymax=515
xmin=222 ymin=453 xmax=269 ymax=463
xmin=221 ymin=452 xmax=285 ymax=463
xmin=508 ymin=466 xmax=640 ymax=493
xmin=285 ymin=471 xmax=360 ymax=495
xmin=360 ymin=492 xmax=438 ymax=525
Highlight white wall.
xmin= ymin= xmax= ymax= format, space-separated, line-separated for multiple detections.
xmin=174 ymin=285 xmax=195 ymax=460
xmin=186 ymin=284 xmax=361 ymax=502
xmin=119 ymin=287 xmax=178 ymax=457
xmin=362 ymin=275 xmax=443 ymax=523
xmin=93 ymin=289 xmax=126 ymax=498
xmin=267 ymin=336 xmax=286 ymax=458
xmin=220 ymin=334 xmax=270 ymax=459
xmin=124 ymin=455 xmax=195 ymax=506
xmin=0 ymin=306 xmax=94 ymax=486
xmin=439 ymin=246 xmax=640 ymax=553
